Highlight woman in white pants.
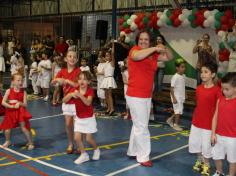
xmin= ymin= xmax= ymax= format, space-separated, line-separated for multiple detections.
xmin=126 ymin=30 xmax=172 ymax=167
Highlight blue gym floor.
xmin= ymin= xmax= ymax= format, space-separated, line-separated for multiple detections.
xmin=0 ymin=96 xmax=206 ymax=176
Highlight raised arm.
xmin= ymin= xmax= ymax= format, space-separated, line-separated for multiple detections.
xmin=111 ymin=41 xmax=115 ymax=67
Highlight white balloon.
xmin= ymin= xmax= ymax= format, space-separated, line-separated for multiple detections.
xmin=130 ymin=22 xmax=137 ymax=31
xmin=160 ymin=14 xmax=168 ymax=21
xmin=182 ymin=9 xmax=191 ymax=16
xmin=128 ymin=32 xmax=135 ymax=39
xmin=157 ymin=20 xmax=163 ymax=27
xmin=182 ymin=19 xmax=190 ymax=27
xmin=208 ymin=16 xmax=215 ymax=25
xmin=204 ymin=10 xmax=211 ymax=18
xmin=203 ymin=20 xmax=210 ymax=27
xmin=212 ymin=9 xmax=219 ymax=15
xmin=178 ymin=14 xmax=186 ymax=21
xmin=127 ymin=19 xmax=132 ymax=25
xmin=157 ymin=12 xmax=163 ymax=18
xmin=163 ymin=9 xmax=169 ymax=14
xmin=130 ymin=14 xmax=137 ymax=20
xmin=125 ymin=36 xmax=130 ymax=43
xmin=217 ymin=30 xmax=226 ymax=38
xmin=120 ymin=31 xmax=126 ymax=36
xmin=229 ymin=35 xmax=236 ymax=42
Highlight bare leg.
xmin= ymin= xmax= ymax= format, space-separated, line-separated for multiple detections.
xmin=108 ymin=89 xmax=114 ymax=112
xmin=3 ymin=129 xmax=11 ymax=147
xmin=65 ymin=115 xmax=74 ymax=148
xmin=214 ymin=160 xmax=223 ymax=174
xmin=20 ymin=122 xmax=33 ymax=144
xmin=52 ymin=86 xmax=60 ymax=104
xmin=174 ymin=114 xmax=180 ymax=125
xmin=105 ymin=90 xmax=110 ymax=112
xmin=74 ymin=132 xmax=85 ymax=153
xmin=86 ymin=134 xmax=98 ymax=150
xmin=229 ymin=162 xmax=236 ymax=176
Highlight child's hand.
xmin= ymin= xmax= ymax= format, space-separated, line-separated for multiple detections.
xmin=211 ymin=133 xmax=217 ymax=146
xmin=72 ymin=90 xmax=80 ymax=98
xmin=14 ymin=103 xmax=20 ymax=109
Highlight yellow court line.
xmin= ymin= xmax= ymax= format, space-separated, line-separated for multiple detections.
xmin=0 ymin=130 xmax=189 ymax=167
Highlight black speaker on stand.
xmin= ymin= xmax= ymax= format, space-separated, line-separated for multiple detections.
xmin=96 ymin=20 xmax=108 ymax=46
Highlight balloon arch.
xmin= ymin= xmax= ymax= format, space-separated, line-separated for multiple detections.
xmin=118 ymin=8 xmax=236 ymax=64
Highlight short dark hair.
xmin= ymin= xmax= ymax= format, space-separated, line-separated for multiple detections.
xmin=175 ymin=58 xmax=185 ymax=67
xmin=135 ymin=30 xmax=152 ymax=45
xmin=201 ymin=59 xmax=218 ymax=74
xmin=221 ymin=72 xmax=236 ymax=87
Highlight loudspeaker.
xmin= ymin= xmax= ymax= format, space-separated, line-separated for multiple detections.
xmin=96 ymin=20 xmax=108 ymax=40
xmin=72 ymin=18 xmax=83 ymax=40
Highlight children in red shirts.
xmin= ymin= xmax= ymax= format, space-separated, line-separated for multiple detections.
xmin=0 ymin=73 xmax=34 ymax=150
xmin=63 ymin=71 xmax=100 ymax=164
xmin=211 ymin=72 xmax=236 ymax=176
xmin=188 ymin=60 xmax=221 ymax=175
xmin=52 ymin=50 xmax=80 ymax=154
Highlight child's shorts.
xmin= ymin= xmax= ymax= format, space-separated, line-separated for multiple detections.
xmin=41 ymin=78 xmax=51 ymax=88
xmin=188 ymin=125 xmax=212 ymax=158
xmin=62 ymin=103 xmax=76 ymax=116
xmin=74 ymin=115 xmax=97 ymax=134
xmin=172 ymin=101 xmax=184 ymax=114
xmin=212 ymin=134 xmax=236 ymax=163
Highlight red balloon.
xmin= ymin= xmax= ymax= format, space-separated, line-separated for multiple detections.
xmin=173 ymin=18 xmax=181 ymax=27
xmin=229 ymin=19 xmax=235 ymax=28
xmin=222 ymin=48 xmax=230 ymax=56
xmin=119 ymin=18 xmax=124 ymax=25
xmin=196 ymin=15 xmax=205 ymax=26
xmin=124 ymin=28 xmax=132 ymax=34
xmin=134 ymin=17 xmax=141 ymax=24
xmin=153 ymin=23 xmax=159 ymax=30
xmin=221 ymin=24 xmax=229 ymax=31
xmin=173 ymin=9 xmax=182 ymax=16
xmin=170 ymin=14 xmax=177 ymax=21
xmin=148 ymin=21 xmax=153 ymax=28
xmin=138 ymin=22 xmax=145 ymax=30
xmin=119 ymin=26 xmax=124 ymax=31
xmin=138 ymin=13 xmax=145 ymax=19
xmin=195 ymin=10 xmax=203 ymax=17
xmin=224 ymin=10 xmax=233 ymax=18
xmin=220 ymin=16 xmax=228 ymax=25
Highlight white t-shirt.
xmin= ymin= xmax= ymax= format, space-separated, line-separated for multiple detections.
xmin=40 ymin=59 xmax=52 ymax=79
xmin=80 ymin=66 xmax=90 ymax=72
xmin=171 ymin=73 xmax=186 ymax=101
xmin=10 ymin=55 xmax=18 ymax=74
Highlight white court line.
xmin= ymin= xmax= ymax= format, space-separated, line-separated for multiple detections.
xmin=0 ymin=145 xmax=91 ymax=176
xmin=30 ymin=114 xmax=63 ymax=121
xmin=105 ymin=144 xmax=188 ymax=176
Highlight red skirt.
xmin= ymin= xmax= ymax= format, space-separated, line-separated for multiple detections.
xmin=0 ymin=107 xmax=32 ymax=130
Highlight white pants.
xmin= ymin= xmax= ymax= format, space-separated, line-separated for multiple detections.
xmin=188 ymin=125 xmax=212 ymax=158
xmin=126 ymin=96 xmax=151 ymax=162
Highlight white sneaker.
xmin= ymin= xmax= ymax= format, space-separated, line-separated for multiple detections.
xmin=212 ymin=171 xmax=225 ymax=176
xmin=43 ymin=96 xmax=49 ymax=101
xmin=74 ymin=152 xmax=90 ymax=164
xmin=172 ymin=124 xmax=183 ymax=131
xmin=92 ymin=148 xmax=100 ymax=160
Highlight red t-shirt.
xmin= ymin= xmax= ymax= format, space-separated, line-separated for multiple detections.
xmin=56 ymin=67 xmax=81 ymax=104
xmin=127 ymin=45 xmax=159 ymax=98
xmin=55 ymin=43 xmax=69 ymax=55
xmin=192 ymin=84 xmax=221 ymax=130
xmin=216 ymin=96 xmax=236 ymax=137
xmin=74 ymin=87 xmax=94 ymax=118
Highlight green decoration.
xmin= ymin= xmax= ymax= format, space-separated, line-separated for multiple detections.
xmin=215 ymin=11 xmax=224 ymax=21
xmin=124 ymin=14 xmax=130 ymax=21
xmin=166 ymin=18 xmax=173 ymax=26
xmin=143 ymin=16 xmax=149 ymax=24
xmin=191 ymin=22 xmax=197 ymax=28
xmin=192 ymin=8 xmax=198 ymax=15
xmin=123 ymin=22 xmax=129 ymax=28
xmin=166 ymin=9 xmax=171 ymax=17
xmin=228 ymin=41 xmax=235 ymax=49
xmin=188 ymin=14 xmax=195 ymax=22
xmin=219 ymin=42 xmax=225 ymax=49
xmin=214 ymin=20 xmax=221 ymax=29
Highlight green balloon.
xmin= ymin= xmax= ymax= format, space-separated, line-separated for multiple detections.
xmin=130 ymin=41 xmax=136 ymax=46
xmin=188 ymin=14 xmax=195 ymax=22
xmin=215 ymin=11 xmax=224 ymax=21
xmin=219 ymin=42 xmax=225 ymax=49
xmin=124 ymin=15 xmax=130 ymax=21
xmin=191 ymin=22 xmax=197 ymax=28
xmin=192 ymin=8 xmax=198 ymax=15
xmin=166 ymin=18 xmax=173 ymax=26
xmin=228 ymin=41 xmax=235 ymax=49
xmin=166 ymin=10 xmax=171 ymax=17
xmin=143 ymin=16 xmax=149 ymax=24
xmin=123 ymin=22 xmax=129 ymax=28
xmin=214 ymin=20 xmax=221 ymax=29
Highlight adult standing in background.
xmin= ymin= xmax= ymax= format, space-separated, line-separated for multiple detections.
xmin=45 ymin=35 xmax=55 ymax=57
xmin=0 ymin=37 xmax=6 ymax=89
xmin=193 ymin=33 xmax=215 ymax=85
xmin=126 ymin=31 xmax=173 ymax=167
xmin=55 ymin=36 xmax=69 ymax=56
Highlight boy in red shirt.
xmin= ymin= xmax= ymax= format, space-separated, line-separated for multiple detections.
xmin=189 ymin=59 xmax=221 ymax=176
xmin=211 ymin=72 xmax=236 ymax=176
